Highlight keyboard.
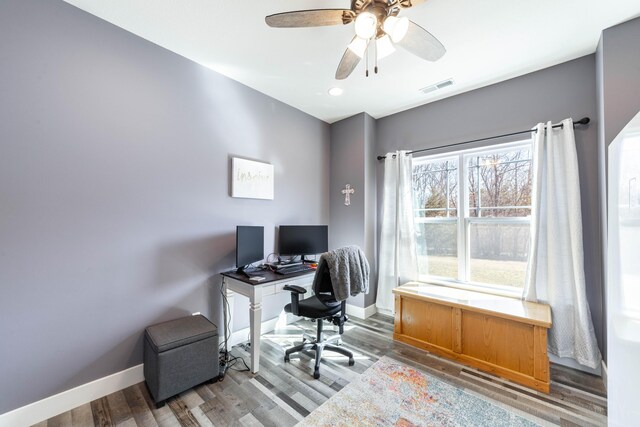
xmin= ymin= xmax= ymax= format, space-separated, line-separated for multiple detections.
xmin=275 ymin=265 xmax=315 ymax=275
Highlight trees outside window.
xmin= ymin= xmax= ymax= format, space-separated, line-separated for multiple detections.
xmin=412 ymin=142 xmax=532 ymax=291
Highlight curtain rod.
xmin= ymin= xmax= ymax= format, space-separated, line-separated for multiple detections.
xmin=376 ymin=117 xmax=590 ymax=160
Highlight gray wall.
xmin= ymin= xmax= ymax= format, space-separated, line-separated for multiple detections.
xmin=595 ymin=15 xmax=640 ymax=363
xmin=375 ymin=55 xmax=605 ymax=356
xmin=363 ymin=114 xmax=378 ymax=307
xmin=598 ymin=16 xmax=640 ymax=147
xmin=0 ymin=0 xmax=329 ymax=414
xmin=329 ymin=113 xmax=377 ymax=308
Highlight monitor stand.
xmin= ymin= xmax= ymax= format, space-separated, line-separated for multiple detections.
xmin=236 ymin=266 xmax=261 ymax=277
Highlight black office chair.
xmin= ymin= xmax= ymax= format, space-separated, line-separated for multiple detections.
xmin=283 ymin=264 xmax=354 ymax=379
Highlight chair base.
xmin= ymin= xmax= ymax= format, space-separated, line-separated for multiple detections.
xmin=284 ymin=319 xmax=354 ymax=379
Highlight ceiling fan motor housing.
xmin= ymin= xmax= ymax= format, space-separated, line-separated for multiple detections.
xmin=358 ymin=0 xmax=400 ymax=39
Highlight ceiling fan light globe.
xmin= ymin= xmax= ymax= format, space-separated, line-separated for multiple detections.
xmin=383 ymin=16 xmax=409 ymax=43
xmin=376 ymin=35 xmax=396 ymax=59
xmin=347 ymin=37 xmax=369 ymax=58
xmin=354 ymin=12 xmax=378 ymax=39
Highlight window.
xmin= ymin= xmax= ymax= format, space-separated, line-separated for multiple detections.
xmin=412 ymin=141 xmax=532 ymax=293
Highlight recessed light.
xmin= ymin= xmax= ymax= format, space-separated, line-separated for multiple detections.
xmin=328 ymin=87 xmax=343 ymax=97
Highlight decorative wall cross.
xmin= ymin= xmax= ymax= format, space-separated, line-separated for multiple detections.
xmin=341 ymin=184 xmax=355 ymax=206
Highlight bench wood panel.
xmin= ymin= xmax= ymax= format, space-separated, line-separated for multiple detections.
xmin=400 ymin=298 xmax=453 ymax=351
xmin=393 ymin=282 xmax=552 ymax=393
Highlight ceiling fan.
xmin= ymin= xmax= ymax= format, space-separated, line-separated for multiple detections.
xmin=265 ymin=0 xmax=446 ymax=80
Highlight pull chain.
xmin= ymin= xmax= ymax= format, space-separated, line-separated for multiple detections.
xmin=365 ymin=41 xmax=369 ymax=77
xmin=374 ymin=37 xmax=379 ymax=74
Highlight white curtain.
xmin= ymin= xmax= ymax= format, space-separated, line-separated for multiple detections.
xmin=376 ymin=150 xmax=418 ymax=313
xmin=524 ymin=119 xmax=602 ymax=369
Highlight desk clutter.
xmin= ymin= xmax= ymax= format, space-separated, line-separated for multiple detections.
xmin=143 ymin=315 xmax=219 ymax=407
xmin=234 ymin=224 xmax=326 ymax=279
xmin=238 ymin=261 xmax=318 ymax=281
xmin=270 ymin=261 xmax=317 ymax=275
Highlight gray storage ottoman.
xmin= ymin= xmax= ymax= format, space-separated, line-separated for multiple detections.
xmin=144 ymin=314 xmax=219 ymax=406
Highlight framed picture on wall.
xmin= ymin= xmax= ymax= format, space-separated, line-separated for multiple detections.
xmin=231 ymin=157 xmax=274 ymax=200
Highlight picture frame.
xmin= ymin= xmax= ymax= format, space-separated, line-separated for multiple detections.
xmin=230 ymin=157 xmax=274 ymax=200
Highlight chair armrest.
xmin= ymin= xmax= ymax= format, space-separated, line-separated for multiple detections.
xmin=283 ymin=285 xmax=307 ymax=294
xmin=283 ymin=285 xmax=307 ymax=316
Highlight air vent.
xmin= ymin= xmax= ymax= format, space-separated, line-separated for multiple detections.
xmin=420 ymin=78 xmax=454 ymax=95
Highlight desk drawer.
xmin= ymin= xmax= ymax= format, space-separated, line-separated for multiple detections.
xmin=261 ymin=284 xmax=276 ymax=296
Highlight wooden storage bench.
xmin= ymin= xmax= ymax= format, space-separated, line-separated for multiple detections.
xmin=393 ymin=282 xmax=552 ymax=393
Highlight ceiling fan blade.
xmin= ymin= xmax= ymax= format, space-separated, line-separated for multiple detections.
xmin=266 ymin=9 xmax=355 ymax=28
xmin=335 ymin=37 xmax=364 ymax=80
xmin=396 ymin=20 xmax=446 ymax=61
xmin=397 ymin=0 xmax=427 ymax=8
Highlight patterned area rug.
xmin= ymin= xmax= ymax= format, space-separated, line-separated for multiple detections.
xmin=297 ymin=356 xmax=542 ymax=427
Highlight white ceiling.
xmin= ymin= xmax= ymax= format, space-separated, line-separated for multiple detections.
xmin=64 ymin=0 xmax=640 ymax=124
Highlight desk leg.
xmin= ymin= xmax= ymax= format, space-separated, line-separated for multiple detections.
xmin=249 ymin=289 xmax=262 ymax=373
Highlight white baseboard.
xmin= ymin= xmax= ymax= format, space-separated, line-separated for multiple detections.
xmin=4 ymin=315 xmax=294 ymax=426
xmin=375 ymin=306 xmax=393 ymax=318
xmin=346 ymin=304 xmax=377 ymax=319
xmin=10 ymin=307 xmax=378 ymax=426
xmin=0 ymin=364 xmax=143 ymax=427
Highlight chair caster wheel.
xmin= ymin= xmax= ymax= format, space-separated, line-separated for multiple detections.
xmin=284 ymin=355 xmax=290 ymax=362
xmin=348 ymin=358 xmax=355 ymax=366
xmin=313 ymin=370 xmax=320 ymax=379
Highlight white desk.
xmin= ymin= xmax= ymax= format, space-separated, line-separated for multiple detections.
xmin=221 ymin=269 xmax=315 ymax=373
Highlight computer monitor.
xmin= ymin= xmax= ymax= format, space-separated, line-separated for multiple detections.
xmin=236 ymin=226 xmax=264 ymax=273
xmin=278 ymin=225 xmax=328 ymax=262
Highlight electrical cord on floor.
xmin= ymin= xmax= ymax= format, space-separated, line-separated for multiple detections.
xmin=226 ymin=353 xmax=250 ymax=372
xmin=217 ymin=284 xmax=251 ymax=379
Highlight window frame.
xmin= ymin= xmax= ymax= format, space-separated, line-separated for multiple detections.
xmin=412 ymin=140 xmax=533 ymax=297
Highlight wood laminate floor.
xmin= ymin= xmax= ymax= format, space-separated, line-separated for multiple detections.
xmin=35 ymin=314 xmax=607 ymax=426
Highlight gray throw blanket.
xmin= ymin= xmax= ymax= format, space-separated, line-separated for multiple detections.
xmin=312 ymin=246 xmax=369 ymax=302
